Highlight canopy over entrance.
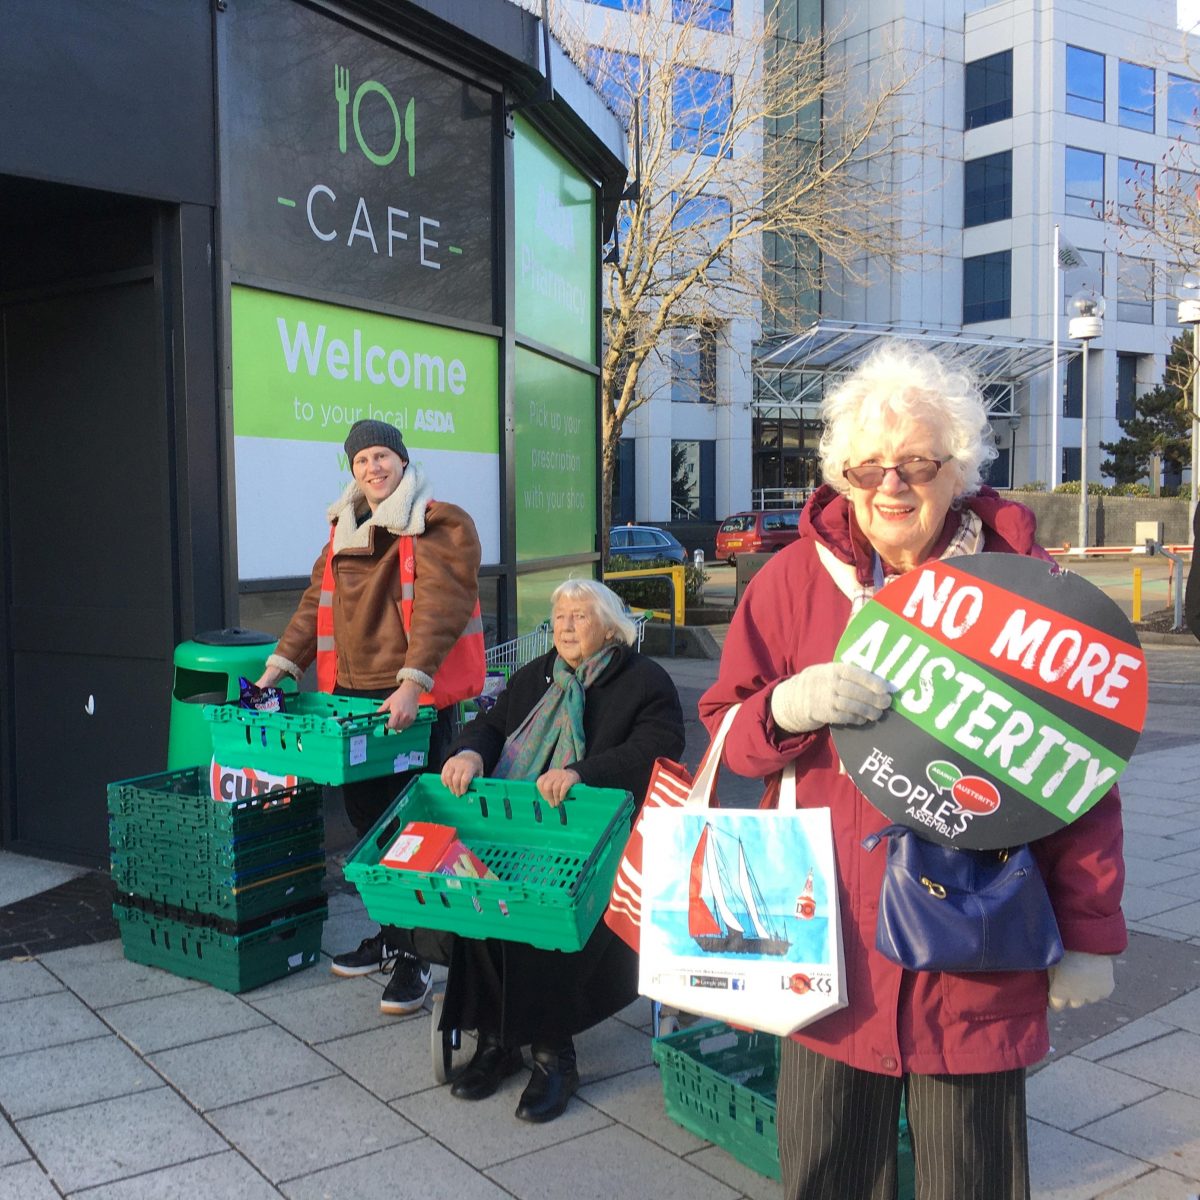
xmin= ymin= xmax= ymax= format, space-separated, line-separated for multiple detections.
xmin=752 ymin=320 xmax=1075 ymax=421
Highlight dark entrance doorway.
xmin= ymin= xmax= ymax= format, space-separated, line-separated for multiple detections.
xmin=0 ymin=180 xmax=177 ymax=865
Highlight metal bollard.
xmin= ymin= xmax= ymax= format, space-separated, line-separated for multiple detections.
xmin=1132 ymin=567 xmax=1142 ymax=624
xmin=692 ymin=548 xmax=705 ymax=605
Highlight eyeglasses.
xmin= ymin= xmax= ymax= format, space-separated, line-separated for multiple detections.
xmin=844 ymin=458 xmax=947 ymax=489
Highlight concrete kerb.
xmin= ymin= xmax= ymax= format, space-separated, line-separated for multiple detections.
xmin=1136 ymin=631 xmax=1198 ymax=646
xmin=639 ymin=622 xmax=723 ymax=660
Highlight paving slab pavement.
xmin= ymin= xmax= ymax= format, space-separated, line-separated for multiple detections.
xmin=1 ymin=644 xmax=1199 ymax=1198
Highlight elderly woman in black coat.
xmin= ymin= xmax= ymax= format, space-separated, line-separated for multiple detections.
xmin=438 ymin=578 xmax=685 ymax=1123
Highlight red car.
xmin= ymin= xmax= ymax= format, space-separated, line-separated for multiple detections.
xmin=715 ymin=510 xmax=801 ymax=564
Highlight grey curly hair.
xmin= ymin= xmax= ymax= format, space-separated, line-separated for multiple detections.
xmin=818 ymin=342 xmax=998 ymax=497
xmin=551 ymin=578 xmax=637 ymax=647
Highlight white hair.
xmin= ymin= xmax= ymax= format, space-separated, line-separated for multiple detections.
xmin=550 ymin=578 xmax=637 ymax=647
xmin=818 ymin=342 xmax=998 ymax=498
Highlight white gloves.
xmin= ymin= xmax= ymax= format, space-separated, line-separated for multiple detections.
xmin=770 ymin=662 xmax=892 ymax=734
xmin=1048 ymin=951 xmax=1115 ymax=1011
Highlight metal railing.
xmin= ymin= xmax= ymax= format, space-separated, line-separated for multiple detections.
xmin=603 ymin=567 xmax=685 ymax=657
xmin=484 ymin=614 xmax=648 ymax=675
xmin=484 ymin=622 xmax=553 ymax=674
xmin=1146 ymin=540 xmax=1188 ymax=632
xmin=752 ymin=487 xmax=815 ymax=510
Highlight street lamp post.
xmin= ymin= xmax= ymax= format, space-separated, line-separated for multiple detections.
xmin=1068 ymin=286 xmax=1105 ymax=554
xmin=1176 ymin=275 xmax=1200 ymax=526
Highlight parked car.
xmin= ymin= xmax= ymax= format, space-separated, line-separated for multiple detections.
xmin=609 ymin=525 xmax=688 ymax=563
xmin=715 ymin=509 xmax=801 ymax=564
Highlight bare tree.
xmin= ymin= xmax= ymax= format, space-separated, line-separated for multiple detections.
xmin=545 ymin=0 xmax=919 ymax=529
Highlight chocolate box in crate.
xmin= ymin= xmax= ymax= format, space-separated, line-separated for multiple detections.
xmin=343 ymin=775 xmax=634 ymax=952
xmin=652 ymin=1022 xmax=914 ymax=1195
xmin=203 ymin=694 xmax=435 ymax=785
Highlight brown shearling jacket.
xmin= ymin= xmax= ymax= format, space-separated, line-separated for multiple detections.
xmin=267 ymin=464 xmax=481 ymax=694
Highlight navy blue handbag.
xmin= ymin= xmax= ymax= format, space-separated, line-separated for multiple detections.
xmin=862 ymin=825 xmax=1064 ymax=973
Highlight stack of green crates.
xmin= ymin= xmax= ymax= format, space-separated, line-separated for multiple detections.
xmin=107 ymin=766 xmax=328 ymax=992
xmin=652 ymin=1022 xmax=915 ymax=1196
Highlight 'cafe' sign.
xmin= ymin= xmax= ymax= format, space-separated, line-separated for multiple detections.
xmin=219 ymin=0 xmax=495 ymax=324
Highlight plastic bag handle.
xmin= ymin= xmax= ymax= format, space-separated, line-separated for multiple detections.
xmin=686 ymin=702 xmax=797 ymax=813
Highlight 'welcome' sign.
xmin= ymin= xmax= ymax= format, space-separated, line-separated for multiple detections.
xmin=832 ymin=554 xmax=1146 ymax=849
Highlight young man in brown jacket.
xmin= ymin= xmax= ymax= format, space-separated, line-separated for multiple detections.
xmin=259 ymin=419 xmax=481 ymax=1014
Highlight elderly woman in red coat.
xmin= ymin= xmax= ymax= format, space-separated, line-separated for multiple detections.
xmin=699 ymin=342 xmax=1125 ymax=1200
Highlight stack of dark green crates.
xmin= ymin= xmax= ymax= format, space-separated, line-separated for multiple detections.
xmin=107 ymin=767 xmax=328 ymax=992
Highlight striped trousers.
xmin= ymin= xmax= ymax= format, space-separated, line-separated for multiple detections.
xmin=778 ymin=1041 xmax=1030 ymax=1200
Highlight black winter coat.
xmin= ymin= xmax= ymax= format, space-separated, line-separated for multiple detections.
xmin=448 ymin=645 xmax=685 ymax=798
xmin=439 ymin=645 xmax=685 ymax=1046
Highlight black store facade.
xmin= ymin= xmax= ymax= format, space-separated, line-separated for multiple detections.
xmin=0 ymin=0 xmax=625 ymax=865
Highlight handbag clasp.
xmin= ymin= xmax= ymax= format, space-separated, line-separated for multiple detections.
xmin=919 ymin=876 xmax=947 ymax=899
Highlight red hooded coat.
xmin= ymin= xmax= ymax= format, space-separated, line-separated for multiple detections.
xmin=699 ymin=486 xmax=1127 ymax=1077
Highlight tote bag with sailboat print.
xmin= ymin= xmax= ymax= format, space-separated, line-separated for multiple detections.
xmin=637 ymin=710 xmax=845 ymax=1036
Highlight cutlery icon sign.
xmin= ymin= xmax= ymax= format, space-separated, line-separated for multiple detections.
xmin=334 ymin=64 xmax=350 ymax=154
xmin=333 ymin=63 xmax=416 ymax=176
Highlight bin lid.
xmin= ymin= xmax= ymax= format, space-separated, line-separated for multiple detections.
xmin=192 ymin=627 xmax=276 ymax=646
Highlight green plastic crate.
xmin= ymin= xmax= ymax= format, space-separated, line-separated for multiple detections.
xmin=203 ymin=695 xmax=436 ymax=785
xmin=107 ymin=768 xmax=323 ymax=837
xmin=108 ymin=819 xmax=324 ymax=875
xmin=652 ymin=1023 xmax=914 ymax=1195
xmin=114 ymin=899 xmax=327 ymax=992
xmin=111 ymin=856 xmax=326 ymax=923
xmin=343 ymin=775 xmax=635 ymax=952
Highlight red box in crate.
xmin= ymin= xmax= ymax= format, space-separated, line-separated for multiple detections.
xmin=381 ymin=820 xmax=496 ymax=880
xmin=381 ymin=822 xmax=458 ymax=871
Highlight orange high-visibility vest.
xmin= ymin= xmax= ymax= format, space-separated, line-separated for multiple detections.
xmin=315 ymin=508 xmax=484 ymax=707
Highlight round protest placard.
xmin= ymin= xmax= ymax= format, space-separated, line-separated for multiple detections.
xmin=832 ymin=554 xmax=1147 ymax=849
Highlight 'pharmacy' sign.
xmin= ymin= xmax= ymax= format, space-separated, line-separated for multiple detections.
xmin=833 ymin=554 xmax=1146 ymax=849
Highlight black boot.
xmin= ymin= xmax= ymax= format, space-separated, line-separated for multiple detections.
xmin=450 ymin=1033 xmax=524 ymax=1101
xmin=516 ymin=1038 xmax=579 ymax=1123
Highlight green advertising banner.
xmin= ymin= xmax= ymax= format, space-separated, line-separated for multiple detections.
xmin=513 ymin=348 xmax=596 ymax=563
xmin=516 ymin=567 xmax=597 ymax=636
xmin=231 ymin=285 xmax=500 ymax=578
xmin=232 ymin=286 xmax=498 ymax=452
xmin=513 ymin=115 xmax=597 ymax=363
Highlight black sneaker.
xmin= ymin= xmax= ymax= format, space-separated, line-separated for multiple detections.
xmin=380 ymin=954 xmax=432 ymax=1015
xmin=330 ymin=932 xmax=399 ymax=978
